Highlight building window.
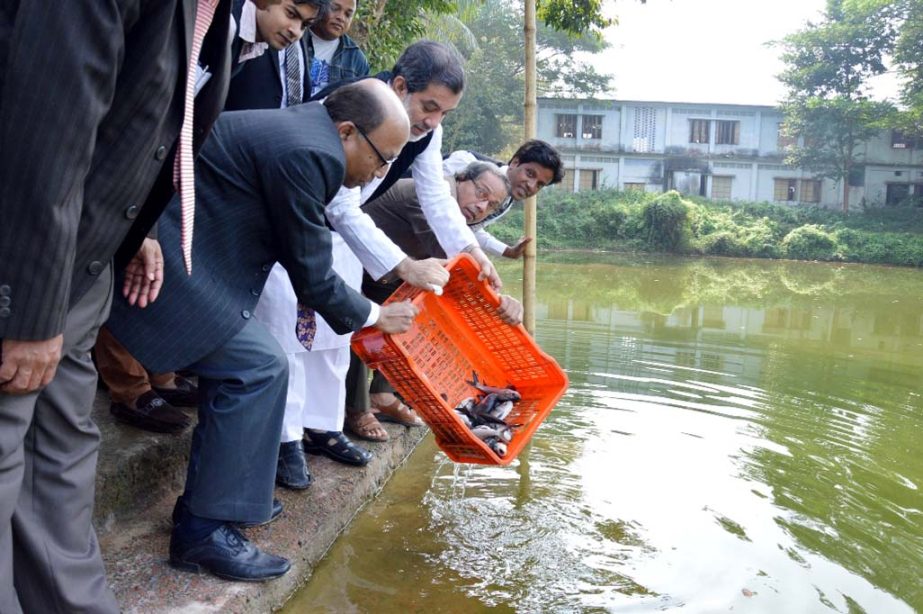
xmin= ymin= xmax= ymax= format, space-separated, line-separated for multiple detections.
xmin=711 ymin=176 xmax=732 ymax=200
xmin=578 ymin=169 xmax=601 ymax=191
xmin=777 ymin=123 xmax=796 ymax=149
xmin=715 ymin=120 xmax=740 ymax=145
xmin=556 ymin=114 xmax=577 ymax=138
xmin=892 ymin=130 xmax=915 ymax=149
xmin=582 ymin=115 xmax=603 ymax=139
xmin=633 ymin=107 xmax=656 ymax=153
xmin=800 ymin=179 xmax=821 ymax=203
xmin=886 ymin=183 xmax=911 ymax=205
xmin=624 ymin=182 xmax=646 ymax=192
xmin=689 ymin=119 xmax=710 ymax=144
xmin=773 ymin=178 xmax=798 ymax=202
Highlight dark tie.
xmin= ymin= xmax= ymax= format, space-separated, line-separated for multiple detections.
xmin=285 ymin=45 xmax=302 ymax=107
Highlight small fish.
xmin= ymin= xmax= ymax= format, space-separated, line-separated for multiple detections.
xmin=466 ymin=371 xmax=521 ymax=401
xmin=489 ymin=400 xmax=514 ymax=421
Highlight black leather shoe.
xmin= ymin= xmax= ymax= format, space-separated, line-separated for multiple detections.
xmin=171 ymin=496 xmax=284 ymax=528
xmin=276 ymin=441 xmax=312 ymax=490
xmin=153 ymin=375 xmax=199 ymax=407
xmin=169 ymin=524 xmax=291 ymax=581
xmin=110 ymin=390 xmax=190 ymax=433
xmin=237 ymin=498 xmax=284 ymax=528
xmin=303 ymin=430 xmax=373 ymax=466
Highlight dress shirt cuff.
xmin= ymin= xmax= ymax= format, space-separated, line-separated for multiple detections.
xmin=363 ymin=302 xmax=380 ymax=328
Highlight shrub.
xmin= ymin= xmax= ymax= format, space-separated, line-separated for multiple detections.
xmin=643 ymin=191 xmax=691 ymax=252
xmin=700 ymin=231 xmax=747 ymax=257
xmin=781 ymin=225 xmax=839 ymax=261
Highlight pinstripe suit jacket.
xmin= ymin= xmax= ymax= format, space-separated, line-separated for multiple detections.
xmin=105 ymin=102 xmax=372 ymax=373
xmin=0 ymin=0 xmax=233 ymax=341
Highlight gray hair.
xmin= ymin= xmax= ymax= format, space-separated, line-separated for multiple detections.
xmin=455 ymin=161 xmax=511 ymax=198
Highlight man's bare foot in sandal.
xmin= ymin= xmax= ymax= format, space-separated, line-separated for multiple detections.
xmin=370 ymin=392 xmax=425 ymax=427
xmin=344 ymin=409 xmax=389 ymax=442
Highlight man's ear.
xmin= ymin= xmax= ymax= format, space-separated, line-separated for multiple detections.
xmin=391 ymin=75 xmax=408 ymax=99
xmin=336 ymin=121 xmax=356 ymax=142
xmin=509 ymin=156 xmax=520 ymax=167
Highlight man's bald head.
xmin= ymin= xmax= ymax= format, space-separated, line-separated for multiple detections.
xmin=325 ymin=79 xmax=411 ymax=188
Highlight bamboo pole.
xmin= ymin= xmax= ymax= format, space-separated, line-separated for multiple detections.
xmin=522 ymin=0 xmax=537 ymax=334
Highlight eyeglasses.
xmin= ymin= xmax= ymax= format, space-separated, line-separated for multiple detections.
xmin=471 ymin=179 xmax=505 ymax=212
xmin=355 ymin=124 xmax=398 ymax=169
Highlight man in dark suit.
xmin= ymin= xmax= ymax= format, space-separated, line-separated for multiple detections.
xmin=0 ymin=1 xmax=241 ymax=611
xmin=106 ymin=79 xmax=416 ymax=582
xmin=225 ymin=0 xmax=324 ymax=110
xmin=93 ymin=0 xmax=328 ymax=436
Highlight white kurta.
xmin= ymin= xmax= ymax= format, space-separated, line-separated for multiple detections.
xmin=253 ymin=232 xmax=362 ymax=437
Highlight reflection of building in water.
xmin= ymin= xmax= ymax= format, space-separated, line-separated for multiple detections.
xmin=535 ymin=298 xmax=923 ymax=388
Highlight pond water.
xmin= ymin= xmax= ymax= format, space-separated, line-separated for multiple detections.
xmin=284 ymin=254 xmax=923 ymax=613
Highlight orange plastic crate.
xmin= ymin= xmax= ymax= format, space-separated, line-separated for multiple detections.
xmin=351 ymin=253 xmax=568 ymax=465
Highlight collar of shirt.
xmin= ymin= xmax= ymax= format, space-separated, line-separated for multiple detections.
xmin=238 ymin=0 xmax=269 ymax=63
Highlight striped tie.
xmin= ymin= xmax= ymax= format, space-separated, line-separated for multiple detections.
xmin=174 ymin=0 xmax=219 ymax=275
xmin=285 ymin=45 xmax=303 ymax=107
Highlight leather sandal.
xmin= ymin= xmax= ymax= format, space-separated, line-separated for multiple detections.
xmin=372 ymin=398 xmax=424 ymax=427
xmin=303 ymin=430 xmax=373 ymax=466
xmin=344 ymin=410 xmax=389 ymax=442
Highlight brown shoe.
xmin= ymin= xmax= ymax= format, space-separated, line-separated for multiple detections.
xmin=344 ymin=410 xmax=389 ymax=442
xmin=372 ymin=398 xmax=424 ymax=427
xmin=110 ymin=390 xmax=191 ymax=434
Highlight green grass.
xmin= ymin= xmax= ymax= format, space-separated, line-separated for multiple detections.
xmin=488 ymin=189 xmax=923 ymax=267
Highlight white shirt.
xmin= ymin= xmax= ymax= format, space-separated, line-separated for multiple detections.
xmin=237 ymin=1 xmax=269 ymax=64
xmin=308 ymin=34 xmax=339 ymax=96
xmin=327 ymin=124 xmax=479 ymax=279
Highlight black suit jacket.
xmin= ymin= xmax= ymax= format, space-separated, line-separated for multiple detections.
xmin=224 ymin=0 xmax=311 ymax=112
xmin=106 ymin=103 xmax=371 ymax=373
xmin=0 ymin=0 xmax=232 ymax=340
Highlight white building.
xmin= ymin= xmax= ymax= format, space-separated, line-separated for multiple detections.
xmin=539 ymin=97 xmax=923 ymax=208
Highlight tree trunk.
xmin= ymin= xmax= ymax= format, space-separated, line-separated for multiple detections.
xmin=523 ymin=0 xmax=537 ymax=335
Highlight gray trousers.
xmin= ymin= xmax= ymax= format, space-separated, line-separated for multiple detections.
xmin=0 ymin=269 xmax=118 ymax=614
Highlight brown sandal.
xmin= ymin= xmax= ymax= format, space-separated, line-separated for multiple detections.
xmin=344 ymin=410 xmax=390 ymax=442
xmin=372 ymin=398 xmax=425 ymax=427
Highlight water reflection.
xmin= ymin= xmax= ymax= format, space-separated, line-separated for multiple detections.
xmin=285 ymin=255 xmax=923 ymax=613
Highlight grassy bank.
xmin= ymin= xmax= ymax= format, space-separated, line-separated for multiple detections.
xmin=489 ymin=189 xmax=923 ymax=267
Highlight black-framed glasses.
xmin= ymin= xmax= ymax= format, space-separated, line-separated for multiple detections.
xmin=355 ymin=124 xmax=398 ymax=169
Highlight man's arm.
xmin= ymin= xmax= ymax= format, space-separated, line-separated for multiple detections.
xmin=410 ymin=126 xmax=478 ymax=256
xmin=325 ymin=186 xmax=407 ymax=280
xmin=475 ymin=229 xmax=509 ymax=257
xmin=326 ymin=186 xmax=448 ymax=290
xmin=0 ymin=3 xmax=126 ymax=341
xmin=260 ymin=150 xmax=373 ymax=334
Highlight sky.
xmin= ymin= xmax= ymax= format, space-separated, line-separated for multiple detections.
xmin=583 ymin=0 xmax=901 ymax=106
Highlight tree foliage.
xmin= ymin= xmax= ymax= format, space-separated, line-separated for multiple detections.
xmin=777 ymin=0 xmax=897 ymax=212
xmin=438 ymin=0 xmax=613 ymax=156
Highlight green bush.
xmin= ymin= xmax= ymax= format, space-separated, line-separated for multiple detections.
xmin=700 ymin=231 xmax=748 ymax=257
xmin=642 ymin=191 xmax=691 ymax=252
xmin=781 ymin=225 xmax=839 ymax=261
xmin=484 ymin=187 xmax=923 ymax=267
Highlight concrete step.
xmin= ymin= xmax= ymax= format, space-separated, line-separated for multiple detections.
xmin=93 ymin=391 xmax=193 ymax=534
xmin=92 ymin=389 xmax=428 ymax=612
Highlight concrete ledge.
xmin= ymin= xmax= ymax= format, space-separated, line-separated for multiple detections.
xmin=94 ymin=392 xmax=193 ymax=534
xmin=97 ymin=410 xmax=428 ymax=613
